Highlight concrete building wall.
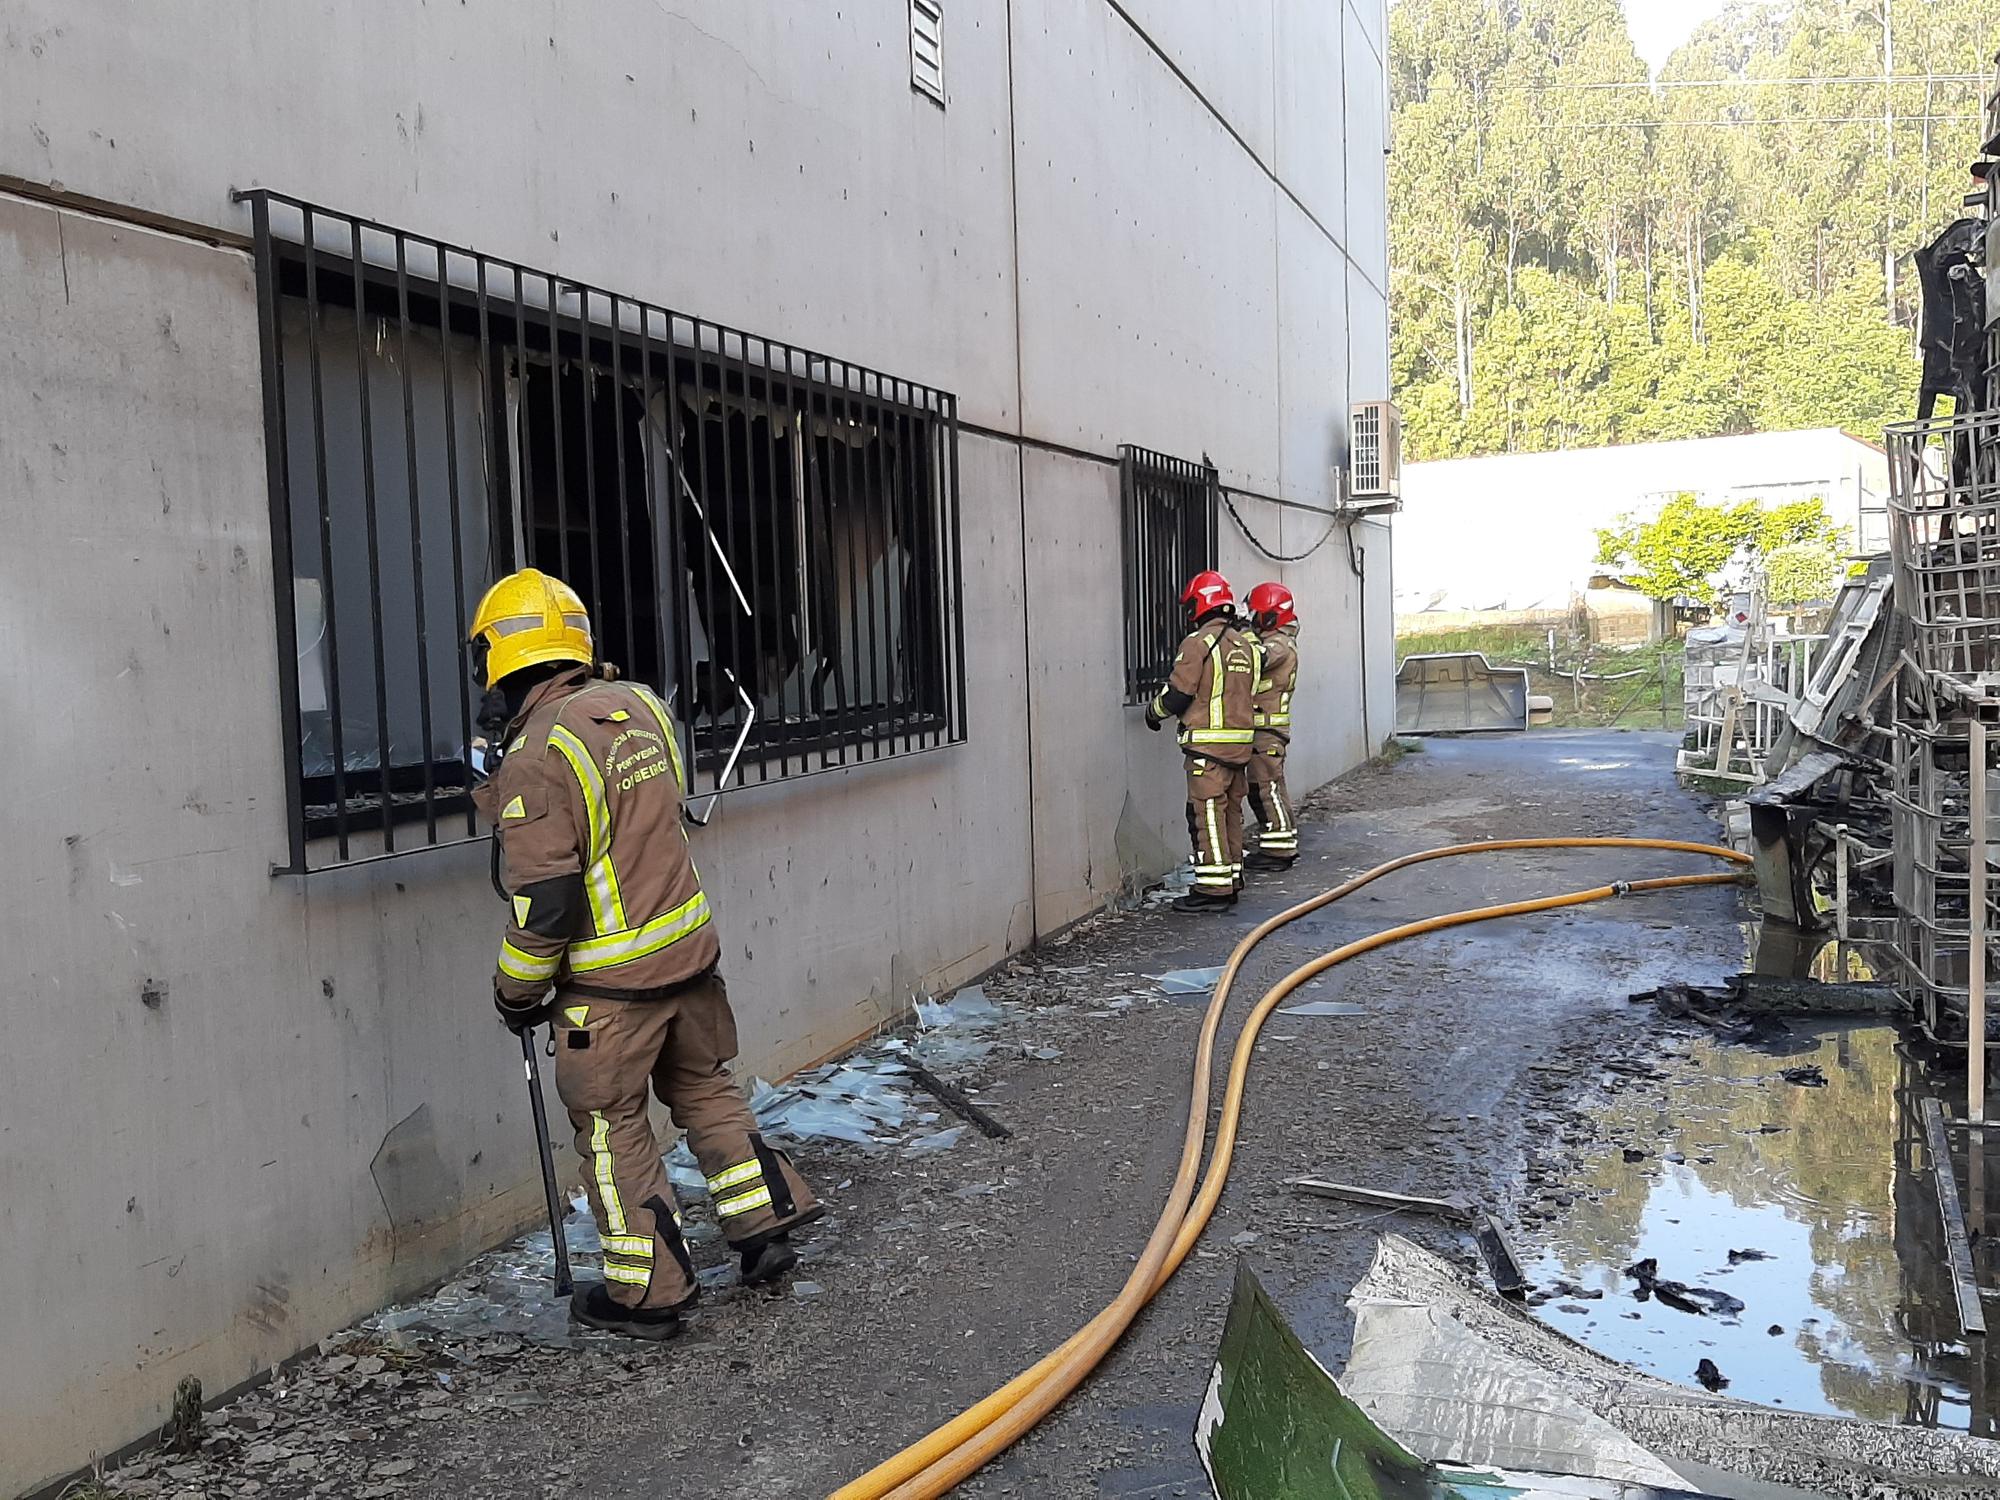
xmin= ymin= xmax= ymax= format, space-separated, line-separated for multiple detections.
xmin=0 ymin=2 xmax=1392 ymax=1491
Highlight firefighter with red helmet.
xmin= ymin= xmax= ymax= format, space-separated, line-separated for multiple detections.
xmin=1243 ymin=581 xmax=1300 ymax=869
xmin=1145 ymin=570 xmax=1261 ymax=910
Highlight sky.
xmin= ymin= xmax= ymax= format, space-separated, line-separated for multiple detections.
xmin=1622 ymin=0 xmax=1735 ymax=73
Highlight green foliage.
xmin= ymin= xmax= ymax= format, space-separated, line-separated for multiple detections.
xmin=1389 ymin=0 xmax=1980 ymax=460
xmin=1763 ymin=541 xmax=1840 ymax=606
xmin=1596 ymin=494 xmax=1757 ymax=602
xmin=1597 ymin=492 xmax=1848 ymax=604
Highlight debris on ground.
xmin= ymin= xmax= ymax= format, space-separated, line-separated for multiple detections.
xmin=1777 ymin=1063 xmax=1828 ymax=1088
xmin=904 ymin=1063 xmax=1013 ymax=1139
xmin=1727 ymin=1248 xmax=1772 ymax=1264
xmin=1276 ymin=999 xmax=1366 ymax=1017
xmin=1342 ymin=1234 xmax=2000 ymax=1499
xmin=1286 ymin=1178 xmax=1475 ymax=1224
xmin=1154 ymin=965 xmax=1226 ymax=996
xmin=1695 ymin=1357 xmax=1729 ymax=1393
xmin=1623 ymin=1258 xmax=1745 ymax=1318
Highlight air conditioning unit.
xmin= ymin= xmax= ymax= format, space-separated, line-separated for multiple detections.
xmin=1346 ymin=400 xmax=1403 ymax=514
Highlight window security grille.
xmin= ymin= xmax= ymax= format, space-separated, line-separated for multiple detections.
xmin=910 ymin=0 xmax=945 ymax=105
xmin=1120 ymin=446 xmax=1219 ymax=704
xmin=242 ymin=191 xmax=967 ymax=875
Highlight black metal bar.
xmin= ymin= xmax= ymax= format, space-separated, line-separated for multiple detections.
xmin=689 ymin=321 xmax=724 ymax=791
xmin=301 ymin=210 xmax=351 ymax=862
xmin=1922 ymin=1096 xmax=1988 ymax=1337
xmin=800 ymin=359 xmax=840 ymax=769
xmin=575 ymin=292 xmax=605 ymax=663
xmin=512 ymin=267 xmax=536 ymax=570
xmin=350 ymin=220 xmax=396 ymax=852
xmin=857 ymin=373 xmax=886 ymax=759
xmin=716 ymin=330 xmax=752 ymax=786
xmin=607 ymin=295 xmax=638 ymax=682
xmin=753 ymin=341 xmax=789 ymax=780
xmin=891 ymin=388 xmax=918 ymax=754
xmin=662 ymin=319 xmax=696 ymax=756
xmin=393 ymin=234 xmax=439 ymax=845
xmin=1118 ymin=449 xmax=1133 ymax=700
xmin=637 ymin=307 xmax=671 ymax=700
xmin=474 ymin=253 xmax=511 ymax=576
xmin=520 ymin=1026 xmax=574 ymax=1299
xmin=249 ymin=197 xmax=309 ymax=877
xmin=946 ymin=394 xmax=966 ymax=740
xmin=545 ymin=276 xmax=571 ymax=583
xmin=836 ymin=363 xmax=869 ymax=758
xmin=438 ymin=248 xmax=478 ymax=837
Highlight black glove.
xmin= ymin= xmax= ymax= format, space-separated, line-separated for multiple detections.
xmin=494 ymin=988 xmax=551 ymax=1034
xmin=1144 ymin=704 xmax=1165 ymax=732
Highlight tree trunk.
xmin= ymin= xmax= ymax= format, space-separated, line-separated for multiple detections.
xmin=1643 ymin=217 xmax=1655 ymax=340
xmin=1453 ymin=282 xmax=1473 ymax=415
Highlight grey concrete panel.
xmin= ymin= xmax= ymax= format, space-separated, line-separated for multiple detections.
xmin=1019 ymin=447 xmax=1182 ymax=933
xmin=1275 ymin=0 xmax=1349 ymax=248
xmin=1348 ymin=0 xmax=1388 ymax=82
xmin=1111 ymin=0 xmax=1278 ymax=170
xmin=0 ymin=0 xmax=1023 ymax=428
xmin=1342 ymin=5 xmax=1391 ymax=299
xmin=1277 ymin=197 xmax=1349 ymax=508
xmin=1011 ymin=0 xmax=1283 ymax=493
xmin=1348 ymin=261 xmax=1392 ymax=405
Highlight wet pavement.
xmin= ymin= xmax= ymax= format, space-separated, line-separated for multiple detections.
xmin=1523 ymin=1016 xmax=2000 ymax=1433
xmin=75 ymin=730 xmax=1880 ymax=1500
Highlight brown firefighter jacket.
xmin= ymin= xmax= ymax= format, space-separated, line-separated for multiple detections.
xmin=1249 ymin=623 xmax=1299 ymax=747
xmin=480 ymin=667 xmax=719 ymax=1007
xmin=1151 ymin=613 xmax=1261 ymax=766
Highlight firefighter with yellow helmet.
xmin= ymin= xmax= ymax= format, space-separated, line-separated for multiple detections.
xmin=468 ymin=568 xmax=819 ymax=1339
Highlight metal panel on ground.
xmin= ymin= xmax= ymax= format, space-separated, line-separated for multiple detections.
xmin=1395 ymin=653 xmax=1530 ymax=735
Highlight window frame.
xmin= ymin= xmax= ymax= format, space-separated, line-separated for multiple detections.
xmin=243 ymin=191 xmax=968 ymax=875
xmin=1119 ymin=445 xmax=1219 ymax=705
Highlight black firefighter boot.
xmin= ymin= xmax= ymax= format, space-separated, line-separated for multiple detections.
xmin=1173 ymin=888 xmax=1239 ymax=914
xmin=1243 ymin=850 xmax=1294 ymax=873
xmin=738 ymin=1231 xmax=801 ymax=1287
xmin=569 ymin=1282 xmax=694 ymax=1341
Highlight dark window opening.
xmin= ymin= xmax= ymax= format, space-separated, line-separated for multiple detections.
xmin=1121 ymin=445 xmax=1219 ymax=703
xmin=245 ymin=192 xmax=967 ymax=873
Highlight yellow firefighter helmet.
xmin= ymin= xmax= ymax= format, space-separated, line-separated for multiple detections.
xmin=468 ymin=568 xmax=593 ymax=688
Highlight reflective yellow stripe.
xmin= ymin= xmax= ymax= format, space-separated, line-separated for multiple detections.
xmin=630 ymin=686 xmax=688 ymax=794
xmin=715 ymin=1184 xmax=774 ymax=1219
xmin=589 ymin=1111 xmax=627 ymax=1234
xmin=706 ymin=1160 xmax=764 ymax=1194
xmin=563 ymin=1004 xmax=590 ymax=1026
xmin=498 ymin=940 xmax=559 ymax=983
xmin=602 ymin=1233 xmax=654 ymax=1258
xmin=603 ymin=1261 xmax=651 ymax=1286
xmin=1205 ymin=798 xmax=1224 ymax=867
xmin=1206 ymin=638 xmax=1225 ymax=732
xmin=547 ymin=725 xmax=626 ymax=935
xmin=1187 ymin=728 xmax=1254 ymax=744
xmin=567 ymin=890 xmax=713 ymax=973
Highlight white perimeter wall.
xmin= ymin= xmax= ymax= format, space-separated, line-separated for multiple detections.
xmin=0 ymin=2 xmax=1391 ymax=1489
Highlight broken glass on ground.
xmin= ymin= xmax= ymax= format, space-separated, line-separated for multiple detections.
xmin=1339 ymin=1233 xmax=2000 ymax=1498
xmin=1276 ymin=1000 xmax=1366 ymax=1018
xmin=1155 ymin=965 xmax=1226 ymax=997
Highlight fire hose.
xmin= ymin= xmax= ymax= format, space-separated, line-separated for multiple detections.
xmin=829 ymin=836 xmax=1753 ymax=1499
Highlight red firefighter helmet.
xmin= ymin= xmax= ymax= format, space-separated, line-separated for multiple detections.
xmin=1247 ymin=581 xmax=1297 ymax=630
xmin=1180 ymin=570 xmax=1234 ymax=615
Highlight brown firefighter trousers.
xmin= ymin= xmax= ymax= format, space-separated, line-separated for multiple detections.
xmin=1247 ymin=742 xmax=1298 ymax=859
xmin=1185 ymin=753 xmax=1250 ymax=894
xmin=551 ymin=969 xmax=819 ymax=1310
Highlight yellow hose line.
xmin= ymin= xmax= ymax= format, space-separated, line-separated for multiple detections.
xmin=832 ymin=837 xmax=1750 ymax=1500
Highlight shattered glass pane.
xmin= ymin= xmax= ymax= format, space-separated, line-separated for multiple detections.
xmin=1156 ymin=966 xmax=1227 ymax=995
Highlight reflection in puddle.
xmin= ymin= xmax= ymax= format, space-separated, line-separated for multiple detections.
xmin=1525 ymin=1023 xmax=1995 ymax=1430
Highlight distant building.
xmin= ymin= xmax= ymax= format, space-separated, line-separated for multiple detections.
xmin=1394 ymin=430 xmax=1889 ymax=631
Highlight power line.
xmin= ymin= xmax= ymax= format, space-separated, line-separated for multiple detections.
xmin=1539 ymin=114 xmax=1978 ymax=129
xmin=1521 ymin=73 xmax=1986 ymax=92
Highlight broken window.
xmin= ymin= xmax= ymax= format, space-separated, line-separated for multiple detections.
xmin=246 ymin=193 xmax=965 ymax=874
xmin=1120 ymin=445 xmax=1220 ymax=703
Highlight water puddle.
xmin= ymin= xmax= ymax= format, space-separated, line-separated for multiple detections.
xmin=1523 ymin=1021 xmax=2000 ymax=1430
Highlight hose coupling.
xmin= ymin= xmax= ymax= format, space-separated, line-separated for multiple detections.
xmin=1610 ymin=880 xmax=1633 ymax=897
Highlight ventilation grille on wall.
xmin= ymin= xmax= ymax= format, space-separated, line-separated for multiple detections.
xmin=910 ymin=0 xmax=944 ymax=105
xmin=1346 ymin=400 xmax=1403 ymax=513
